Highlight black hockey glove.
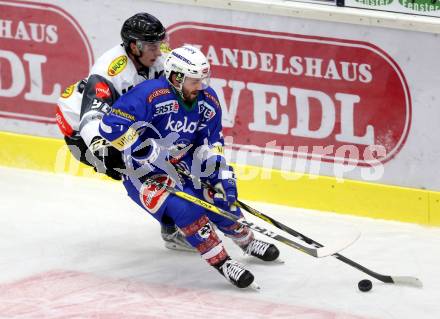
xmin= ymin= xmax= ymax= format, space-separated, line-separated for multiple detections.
xmin=89 ymin=136 xmax=125 ymax=180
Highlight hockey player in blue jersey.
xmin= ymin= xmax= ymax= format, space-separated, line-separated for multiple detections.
xmin=99 ymin=45 xmax=280 ymax=288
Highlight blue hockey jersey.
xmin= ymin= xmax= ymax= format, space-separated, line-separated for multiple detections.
xmin=99 ymin=76 xmax=224 ymax=178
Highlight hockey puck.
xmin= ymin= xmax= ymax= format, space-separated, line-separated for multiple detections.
xmin=358 ymin=279 xmax=372 ymax=292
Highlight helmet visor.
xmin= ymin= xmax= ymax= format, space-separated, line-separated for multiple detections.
xmin=185 ymin=74 xmax=210 ymax=90
xmin=138 ymin=36 xmax=169 ymax=53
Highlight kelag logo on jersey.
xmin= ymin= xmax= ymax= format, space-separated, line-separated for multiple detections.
xmin=0 ymin=1 xmax=93 ymax=124
xmin=167 ymin=23 xmax=411 ymax=166
xmin=165 ymin=116 xmax=198 ymax=134
xmin=154 ymin=100 xmax=180 ymax=117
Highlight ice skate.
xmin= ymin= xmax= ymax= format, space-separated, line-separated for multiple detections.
xmin=161 ymin=224 xmax=197 ymax=252
xmin=242 ymin=239 xmax=280 ymax=262
xmin=215 ymin=258 xmax=259 ymax=289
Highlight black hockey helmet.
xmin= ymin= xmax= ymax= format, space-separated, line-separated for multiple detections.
xmin=120 ymin=12 xmax=166 ymax=48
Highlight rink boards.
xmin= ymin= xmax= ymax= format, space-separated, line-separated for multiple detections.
xmin=1 ymin=131 xmax=439 ymax=226
xmin=1 ymin=0 xmax=440 ymax=226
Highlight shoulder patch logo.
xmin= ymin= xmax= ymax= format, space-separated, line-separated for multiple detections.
xmin=95 ymin=82 xmax=111 ymax=99
xmin=148 ymin=88 xmax=171 ymax=103
xmin=61 ymin=82 xmax=76 ymax=99
xmin=199 ymin=101 xmax=216 ymax=121
xmin=203 ymin=91 xmax=220 ymax=108
xmin=108 ymin=55 xmax=128 ymax=76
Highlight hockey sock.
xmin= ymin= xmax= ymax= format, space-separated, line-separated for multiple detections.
xmin=220 ymin=222 xmax=255 ymax=249
xmin=180 ymin=215 xmax=228 ymax=265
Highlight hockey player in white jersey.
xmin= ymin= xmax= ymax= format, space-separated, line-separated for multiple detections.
xmin=55 ymin=12 xmax=193 ymax=252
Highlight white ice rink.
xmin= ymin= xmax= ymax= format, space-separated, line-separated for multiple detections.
xmin=0 ymin=166 xmax=439 ymax=319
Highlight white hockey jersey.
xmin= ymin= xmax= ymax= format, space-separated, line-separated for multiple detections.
xmin=56 ymin=44 xmax=166 ymax=145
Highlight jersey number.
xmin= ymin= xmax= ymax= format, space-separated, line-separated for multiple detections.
xmin=91 ymin=99 xmax=112 ymax=114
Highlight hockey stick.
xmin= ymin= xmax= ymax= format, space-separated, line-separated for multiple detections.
xmin=144 ymin=177 xmax=358 ymax=258
xmin=236 ymin=200 xmax=422 ymax=287
xmin=176 ymin=167 xmax=422 ymax=287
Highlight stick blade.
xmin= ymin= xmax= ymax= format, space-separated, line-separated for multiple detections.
xmin=392 ymin=276 xmax=423 ymax=288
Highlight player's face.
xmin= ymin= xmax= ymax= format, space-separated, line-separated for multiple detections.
xmin=182 ymin=77 xmax=203 ymax=102
xmin=181 ymin=77 xmax=207 ymax=103
xmin=137 ymin=41 xmax=163 ymax=67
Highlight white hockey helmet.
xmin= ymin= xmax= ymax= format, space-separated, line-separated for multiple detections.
xmin=164 ymin=45 xmax=210 ymax=91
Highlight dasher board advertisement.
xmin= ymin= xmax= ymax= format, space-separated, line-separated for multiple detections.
xmin=345 ymin=0 xmax=440 ymax=18
xmin=1 ymin=0 xmax=440 ymax=192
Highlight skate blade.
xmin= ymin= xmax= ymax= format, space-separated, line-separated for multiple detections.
xmin=164 ymin=242 xmax=198 ymax=253
xmin=242 ymin=252 xmax=285 ymax=264
xmin=249 ymin=281 xmax=261 ymax=291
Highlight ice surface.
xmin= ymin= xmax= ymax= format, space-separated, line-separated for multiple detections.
xmin=0 ymin=167 xmax=438 ymax=319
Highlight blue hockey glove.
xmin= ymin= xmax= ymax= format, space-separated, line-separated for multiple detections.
xmin=209 ymin=165 xmax=238 ymax=211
